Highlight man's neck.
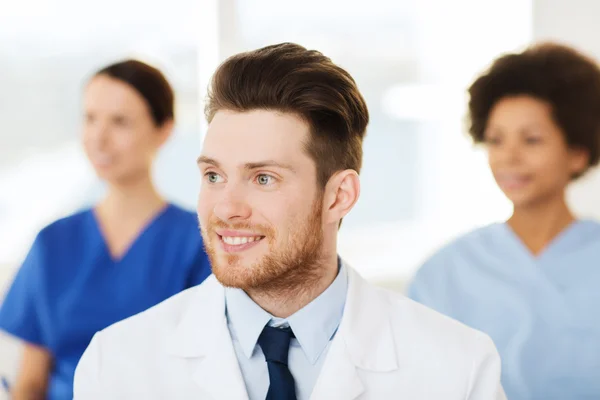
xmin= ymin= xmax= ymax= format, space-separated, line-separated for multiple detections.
xmin=508 ymin=194 xmax=575 ymax=255
xmin=246 ymin=252 xmax=339 ymax=319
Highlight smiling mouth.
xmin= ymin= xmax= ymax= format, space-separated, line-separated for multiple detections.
xmin=218 ymin=234 xmax=266 ymax=253
xmin=220 ymin=235 xmax=265 ymax=245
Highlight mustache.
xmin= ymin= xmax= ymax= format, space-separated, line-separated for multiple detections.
xmin=200 ymin=216 xmax=276 ymax=237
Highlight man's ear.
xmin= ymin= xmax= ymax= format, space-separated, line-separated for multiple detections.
xmin=321 ymin=169 xmax=360 ymax=225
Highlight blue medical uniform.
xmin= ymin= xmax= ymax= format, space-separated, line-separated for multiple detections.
xmin=0 ymin=203 xmax=211 ymax=400
xmin=408 ymin=220 xmax=600 ymax=400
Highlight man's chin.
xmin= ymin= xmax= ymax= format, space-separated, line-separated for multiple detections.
xmin=211 ymin=262 xmax=262 ymax=290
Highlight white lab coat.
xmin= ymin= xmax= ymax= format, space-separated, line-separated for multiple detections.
xmin=74 ymin=267 xmax=507 ymax=400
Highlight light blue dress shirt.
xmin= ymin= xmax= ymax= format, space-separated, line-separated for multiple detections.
xmin=408 ymin=220 xmax=600 ymax=400
xmin=225 ymin=261 xmax=347 ymax=400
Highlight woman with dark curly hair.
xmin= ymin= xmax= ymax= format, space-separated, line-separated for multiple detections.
xmin=408 ymin=42 xmax=600 ymax=400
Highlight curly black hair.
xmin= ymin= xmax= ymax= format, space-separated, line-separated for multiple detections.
xmin=467 ymin=42 xmax=600 ymax=172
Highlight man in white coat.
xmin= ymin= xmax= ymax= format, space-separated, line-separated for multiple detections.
xmin=74 ymin=42 xmax=506 ymax=400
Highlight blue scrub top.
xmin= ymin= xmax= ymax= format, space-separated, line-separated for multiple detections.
xmin=408 ymin=220 xmax=600 ymax=400
xmin=0 ymin=203 xmax=211 ymax=400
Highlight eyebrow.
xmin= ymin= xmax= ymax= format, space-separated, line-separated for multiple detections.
xmin=197 ymin=155 xmax=221 ymax=168
xmin=196 ymin=156 xmax=296 ymax=173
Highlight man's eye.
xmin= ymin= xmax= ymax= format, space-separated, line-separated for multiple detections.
xmin=205 ymin=172 xmax=223 ymax=183
xmin=256 ymin=174 xmax=275 ymax=185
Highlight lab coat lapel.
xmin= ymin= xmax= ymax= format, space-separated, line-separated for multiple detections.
xmin=310 ymin=267 xmax=399 ymax=400
xmin=309 ymin=334 xmax=365 ymax=400
xmin=165 ymin=276 xmax=249 ymax=400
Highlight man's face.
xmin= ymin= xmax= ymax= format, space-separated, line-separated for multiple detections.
xmin=197 ymin=110 xmax=325 ymax=290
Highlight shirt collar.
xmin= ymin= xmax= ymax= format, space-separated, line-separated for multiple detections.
xmin=225 ymin=258 xmax=348 ymax=364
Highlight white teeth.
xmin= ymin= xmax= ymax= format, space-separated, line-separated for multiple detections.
xmin=222 ymin=236 xmax=261 ymax=245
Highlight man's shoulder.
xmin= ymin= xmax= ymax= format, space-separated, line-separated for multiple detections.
xmin=350 ymin=268 xmax=488 ymax=347
xmin=376 ymin=285 xmax=497 ymax=359
xmin=347 ymin=278 xmax=503 ymax=398
xmin=98 ymin=275 xmax=218 ymax=344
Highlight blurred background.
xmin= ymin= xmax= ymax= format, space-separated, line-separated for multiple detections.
xmin=2 ymin=0 xmax=600 ymax=389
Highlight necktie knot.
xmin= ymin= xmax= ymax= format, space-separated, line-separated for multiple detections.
xmin=258 ymin=325 xmax=295 ymax=365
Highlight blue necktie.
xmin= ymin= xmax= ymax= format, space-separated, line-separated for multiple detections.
xmin=258 ymin=325 xmax=297 ymax=400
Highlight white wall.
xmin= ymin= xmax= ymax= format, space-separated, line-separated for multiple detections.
xmin=533 ymin=0 xmax=600 ymax=219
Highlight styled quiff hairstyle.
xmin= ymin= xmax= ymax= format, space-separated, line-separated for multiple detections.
xmin=205 ymin=42 xmax=369 ymax=188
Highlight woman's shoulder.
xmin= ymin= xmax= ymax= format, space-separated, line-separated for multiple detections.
xmin=574 ymin=218 xmax=600 ymax=236
xmin=161 ymin=203 xmax=199 ymax=231
xmin=164 ymin=202 xmax=197 ymax=220
xmin=416 ymin=223 xmax=503 ymax=276
xmin=407 ymin=224 xmax=502 ymax=304
xmin=565 ymin=218 xmax=600 ymax=252
xmin=157 ymin=202 xmax=203 ymax=245
xmin=429 ymin=224 xmax=500 ymax=259
xmin=36 ymin=208 xmax=93 ymax=245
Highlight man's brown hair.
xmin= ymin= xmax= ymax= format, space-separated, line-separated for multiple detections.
xmin=205 ymin=42 xmax=369 ymax=188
